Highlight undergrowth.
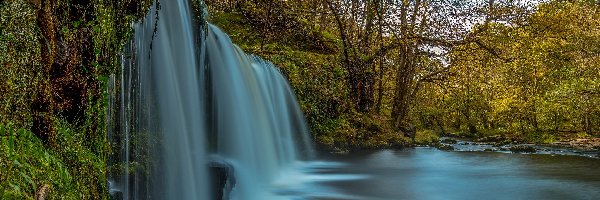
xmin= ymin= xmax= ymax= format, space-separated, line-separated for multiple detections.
xmin=0 ymin=0 xmax=152 ymax=199
xmin=0 ymin=122 xmax=107 ymax=199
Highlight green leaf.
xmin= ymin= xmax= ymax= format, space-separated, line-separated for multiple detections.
xmin=73 ymin=20 xmax=81 ymax=28
xmin=93 ymin=25 xmax=100 ymax=33
xmin=20 ymin=172 xmax=36 ymax=191
xmin=9 ymin=183 xmax=19 ymax=192
xmin=13 ymin=160 xmax=21 ymax=167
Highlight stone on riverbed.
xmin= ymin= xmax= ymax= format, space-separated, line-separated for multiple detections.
xmin=437 ymin=144 xmax=455 ymax=151
xmin=510 ymin=145 xmax=536 ymax=153
xmin=440 ymin=138 xmax=458 ymax=144
xmin=552 ymin=138 xmax=600 ymax=151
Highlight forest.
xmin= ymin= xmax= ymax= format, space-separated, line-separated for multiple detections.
xmin=205 ymin=0 xmax=600 ymax=149
xmin=0 ymin=0 xmax=599 ymax=199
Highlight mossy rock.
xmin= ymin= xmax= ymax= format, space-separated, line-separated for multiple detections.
xmin=440 ymin=138 xmax=458 ymax=144
xmin=476 ymin=135 xmax=507 ymax=143
xmin=510 ymin=145 xmax=537 ymax=153
xmin=437 ymin=144 xmax=455 ymax=151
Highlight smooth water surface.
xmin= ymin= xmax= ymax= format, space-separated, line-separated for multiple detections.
xmin=305 ymin=148 xmax=600 ymax=200
xmin=110 ymin=1 xmax=598 ymax=199
xmin=110 ymin=1 xmax=314 ymax=198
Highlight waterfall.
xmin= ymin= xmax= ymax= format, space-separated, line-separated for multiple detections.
xmin=204 ymin=24 xmax=314 ymax=199
xmin=107 ymin=0 xmax=314 ymax=199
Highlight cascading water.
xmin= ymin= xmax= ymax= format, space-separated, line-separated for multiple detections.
xmin=108 ymin=0 xmax=209 ymax=199
xmin=107 ymin=0 xmax=316 ymax=199
xmin=204 ymin=24 xmax=314 ymax=199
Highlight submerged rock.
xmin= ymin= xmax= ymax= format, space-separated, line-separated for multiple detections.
xmin=552 ymin=138 xmax=600 ymax=151
xmin=440 ymin=138 xmax=458 ymax=144
xmin=437 ymin=144 xmax=455 ymax=151
xmin=208 ymin=157 xmax=236 ymax=200
xmin=476 ymin=135 xmax=506 ymax=143
xmin=510 ymin=145 xmax=536 ymax=153
xmin=109 ymin=191 xmax=123 ymax=200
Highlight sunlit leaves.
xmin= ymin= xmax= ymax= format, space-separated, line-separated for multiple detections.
xmin=423 ymin=0 xmax=600 ymax=137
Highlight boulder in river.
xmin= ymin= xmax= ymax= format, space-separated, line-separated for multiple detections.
xmin=440 ymin=138 xmax=458 ymax=144
xmin=437 ymin=144 xmax=455 ymax=151
xmin=510 ymin=145 xmax=536 ymax=153
xmin=208 ymin=156 xmax=236 ymax=200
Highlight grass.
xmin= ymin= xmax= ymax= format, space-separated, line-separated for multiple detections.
xmin=0 ymin=123 xmax=107 ymax=199
xmin=0 ymin=0 xmax=153 ymax=199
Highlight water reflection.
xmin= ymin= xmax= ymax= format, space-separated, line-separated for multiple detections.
xmin=306 ymin=148 xmax=600 ymax=200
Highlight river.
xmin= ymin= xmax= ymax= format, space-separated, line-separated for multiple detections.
xmin=109 ymin=1 xmax=600 ymax=199
xmin=286 ymin=148 xmax=600 ymax=200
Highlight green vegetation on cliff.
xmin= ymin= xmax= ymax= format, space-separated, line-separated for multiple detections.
xmin=0 ymin=0 xmax=151 ymax=199
xmin=1 ymin=0 xmax=599 ymax=197
xmin=206 ymin=0 xmax=599 ymax=149
xmin=0 ymin=123 xmax=106 ymax=199
xmin=207 ymin=1 xmax=412 ymax=150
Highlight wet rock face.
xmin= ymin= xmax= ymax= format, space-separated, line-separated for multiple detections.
xmin=437 ymin=144 xmax=455 ymax=151
xmin=209 ymin=160 xmax=236 ymax=200
xmin=566 ymin=138 xmax=600 ymax=150
xmin=30 ymin=0 xmax=101 ymax=144
xmin=109 ymin=191 xmax=123 ymax=200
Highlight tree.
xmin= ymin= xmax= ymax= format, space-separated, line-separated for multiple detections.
xmin=322 ymin=0 xmax=535 ymax=130
xmin=322 ymin=0 xmax=393 ymax=113
xmin=421 ymin=0 xmax=600 ymax=138
xmin=385 ymin=0 xmax=515 ymax=130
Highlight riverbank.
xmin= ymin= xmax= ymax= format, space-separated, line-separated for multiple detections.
xmin=432 ymin=136 xmax=600 ymax=158
xmin=429 ymin=129 xmax=600 ymax=153
xmin=314 ymin=148 xmax=600 ymax=200
xmin=550 ymin=138 xmax=600 ymax=151
xmin=318 ymin=128 xmax=600 ymax=158
xmin=205 ymin=1 xmax=600 ymax=156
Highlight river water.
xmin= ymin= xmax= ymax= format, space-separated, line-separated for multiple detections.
xmin=290 ymin=148 xmax=600 ymax=200
xmin=109 ymin=1 xmax=600 ymax=199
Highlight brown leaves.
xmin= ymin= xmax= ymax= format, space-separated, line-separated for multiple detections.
xmin=35 ymin=184 xmax=50 ymax=200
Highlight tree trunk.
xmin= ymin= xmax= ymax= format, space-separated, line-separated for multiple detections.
xmin=391 ymin=1 xmax=413 ymax=129
xmin=462 ymin=107 xmax=477 ymax=134
xmin=392 ymin=44 xmax=415 ymax=128
xmin=435 ymin=116 xmax=446 ymax=135
xmin=375 ymin=59 xmax=384 ymax=113
xmin=375 ymin=5 xmax=385 ymax=114
xmin=358 ymin=71 xmax=375 ymax=112
xmin=348 ymin=63 xmax=375 ymax=113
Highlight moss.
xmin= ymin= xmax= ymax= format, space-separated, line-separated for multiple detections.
xmin=437 ymin=144 xmax=455 ymax=151
xmin=0 ymin=123 xmax=106 ymax=199
xmin=440 ymin=138 xmax=458 ymax=144
xmin=415 ymin=130 xmax=440 ymax=145
xmin=523 ymin=132 xmax=556 ymax=144
xmin=1 ymin=0 xmax=152 ymax=199
xmin=0 ymin=0 xmax=43 ymax=129
xmin=509 ymin=145 xmax=537 ymax=153
xmin=206 ymin=2 xmax=414 ymax=150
